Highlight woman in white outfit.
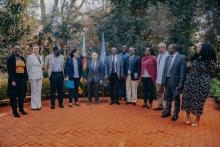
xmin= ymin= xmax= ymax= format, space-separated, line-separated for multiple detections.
xmin=27 ymin=44 xmax=44 ymax=111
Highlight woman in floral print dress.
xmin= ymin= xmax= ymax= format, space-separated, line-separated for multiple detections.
xmin=182 ymin=43 xmax=217 ymax=127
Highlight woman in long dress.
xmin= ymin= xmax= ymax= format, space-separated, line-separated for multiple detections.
xmin=182 ymin=43 xmax=217 ymax=127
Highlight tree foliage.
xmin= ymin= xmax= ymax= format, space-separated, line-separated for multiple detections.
xmin=96 ymin=0 xmax=175 ymax=54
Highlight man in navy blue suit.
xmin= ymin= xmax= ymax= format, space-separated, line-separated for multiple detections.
xmin=124 ymin=47 xmax=140 ymax=105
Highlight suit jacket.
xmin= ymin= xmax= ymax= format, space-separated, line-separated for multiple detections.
xmin=106 ymin=54 xmax=123 ymax=79
xmin=26 ymin=54 xmax=43 ymax=80
xmin=87 ymin=60 xmax=101 ymax=82
xmin=124 ymin=55 xmax=140 ymax=80
xmin=162 ymin=53 xmax=187 ymax=93
xmin=45 ymin=54 xmax=65 ymax=78
xmin=7 ymin=54 xmax=28 ymax=97
xmin=64 ymin=57 xmax=83 ymax=79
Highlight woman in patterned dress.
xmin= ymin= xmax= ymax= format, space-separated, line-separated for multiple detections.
xmin=182 ymin=43 xmax=217 ymax=127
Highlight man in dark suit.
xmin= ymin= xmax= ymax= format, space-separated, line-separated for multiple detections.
xmin=106 ymin=47 xmax=124 ymax=105
xmin=119 ymin=45 xmax=129 ymax=101
xmin=87 ymin=52 xmax=101 ymax=104
xmin=124 ymin=47 xmax=140 ymax=105
xmin=161 ymin=44 xmax=187 ymax=121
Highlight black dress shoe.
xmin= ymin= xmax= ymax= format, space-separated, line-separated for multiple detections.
xmin=19 ymin=110 xmax=28 ymax=115
xmin=110 ymin=102 xmax=115 ymax=105
xmin=51 ymin=105 xmax=55 ymax=109
xmin=153 ymin=107 xmax=164 ymax=111
xmin=116 ymin=102 xmax=120 ymax=105
xmin=59 ymin=104 xmax=64 ymax=108
xmin=132 ymin=102 xmax=136 ymax=106
xmin=142 ymin=104 xmax=147 ymax=108
xmin=171 ymin=115 xmax=179 ymax=121
xmin=13 ymin=112 xmax=21 ymax=118
xmin=161 ymin=113 xmax=171 ymax=118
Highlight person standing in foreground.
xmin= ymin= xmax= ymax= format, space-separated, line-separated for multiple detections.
xmin=161 ymin=44 xmax=187 ymax=121
xmin=64 ymin=49 xmax=82 ymax=107
xmin=119 ymin=45 xmax=129 ymax=101
xmin=87 ymin=52 xmax=101 ymax=104
xmin=7 ymin=43 xmax=28 ymax=117
xmin=182 ymin=43 xmax=217 ymax=127
xmin=106 ymin=47 xmax=124 ymax=105
xmin=27 ymin=44 xmax=44 ymax=111
xmin=140 ymin=47 xmax=157 ymax=109
xmin=154 ymin=43 xmax=169 ymax=111
xmin=124 ymin=47 xmax=140 ymax=105
xmin=45 ymin=46 xmax=65 ymax=109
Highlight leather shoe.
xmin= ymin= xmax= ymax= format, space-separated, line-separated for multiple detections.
xmin=171 ymin=115 xmax=179 ymax=121
xmin=125 ymin=102 xmax=131 ymax=105
xmin=116 ymin=102 xmax=120 ymax=105
xmin=132 ymin=102 xmax=136 ymax=106
xmin=51 ymin=105 xmax=55 ymax=109
xmin=13 ymin=112 xmax=21 ymax=118
xmin=75 ymin=103 xmax=80 ymax=106
xmin=161 ymin=113 xmax=171 ymax=118
xmin=59 ymin=104 xmax=64 ymax=108
xmin=153 ymin=106 xmax=164 ymax=111
xmin=19 ymin=110 xmax=28 ymax=115
xmin=110 ymin=101 xmax=115 ymax=105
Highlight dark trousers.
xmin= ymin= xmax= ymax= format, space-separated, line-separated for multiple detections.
xmin=10 ymin=74 xmax=26 ymax=113
xmin=88 ymin=79 xmax=99 ymax=103
xmin=50 ymin=72 xmax=64 ymax=106
xmin=69 ymin=78 xmax=80 ymax=103
xmin=119 ymin=78 xmax=126 ymax=99
xmin=109 ymin=73 xmax=119 ymax=103
xmin=164 ymin=78 xmax=180 ymax=116
xmin=142 ymin=77 xmax=155 ymax=104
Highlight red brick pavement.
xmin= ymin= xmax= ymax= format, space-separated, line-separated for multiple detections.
xmin=0 ymin=98 xmax=220 ymax=147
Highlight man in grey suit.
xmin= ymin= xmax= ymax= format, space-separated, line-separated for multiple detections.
xmin=87 ymin=52 xmax=101 ymax=104
xmin=161 ymin=44 xmax=187 ymax=121
xmin=106 ymin=47 xmax=124 ymax=105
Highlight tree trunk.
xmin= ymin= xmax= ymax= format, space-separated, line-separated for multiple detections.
xmin=40 ymin=0 xmax=46 ymax=21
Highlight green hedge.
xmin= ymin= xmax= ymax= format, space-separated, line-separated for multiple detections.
xmin=0 ymin=78 xmax=146 ymax=101
xmin=210 ymin=78 xmax=220 ymax=104
xmin=1 ymin=78 xmax=219 ymax=103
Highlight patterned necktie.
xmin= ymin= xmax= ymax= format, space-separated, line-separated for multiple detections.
xmin=167 ymin=55 xmax=173 ymax=77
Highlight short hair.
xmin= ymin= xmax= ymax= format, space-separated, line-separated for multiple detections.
xmin=172 ymin=44 xmax=178 ymax=50
xmin=158 ymin=42 xmax=166 ymax=49
xmin=129 ymin=46 xmax=135 ymax=50
xmin=53 ymin=46 xmax=59 ymax=51
xmin=12 ymin=43 xmax=21 ymax=48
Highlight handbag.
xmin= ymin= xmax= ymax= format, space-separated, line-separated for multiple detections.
xmin=64 ymin=80 xmax=74 ymax=89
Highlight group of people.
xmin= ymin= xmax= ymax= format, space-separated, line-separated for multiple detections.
xmin=7 ymin=42 xmax=217 ymax=127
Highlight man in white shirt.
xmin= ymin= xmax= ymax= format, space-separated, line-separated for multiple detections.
xmin=154 ymin=43 xmax=169 ymax=111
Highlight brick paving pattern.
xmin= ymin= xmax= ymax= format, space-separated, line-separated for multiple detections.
xmin=0 ymin=98 xmax=220 ymax=147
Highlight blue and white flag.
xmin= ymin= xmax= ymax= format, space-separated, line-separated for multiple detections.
xmin=100 ymin=32 xmax=107 ymax=80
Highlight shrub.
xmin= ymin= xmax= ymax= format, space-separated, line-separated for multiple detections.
xmin=210 ymin=78 xmax=220 ymax=104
